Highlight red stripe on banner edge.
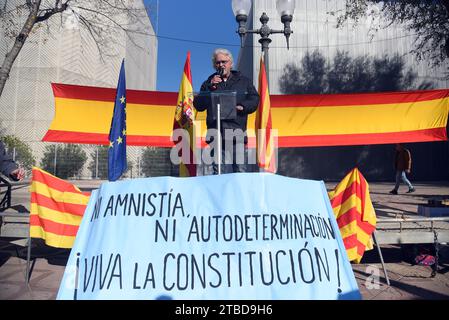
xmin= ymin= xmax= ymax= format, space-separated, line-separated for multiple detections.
xmin=52 ymin=83 xmax=178 ymax=105
xmin=43 ymin=128 xmax=447 ymax=148
xmin=52 ymin=84 xmax=449 ymax=107
xmin=43 ymin=131 xmax=256 ymax=148
xmin=42 ymin=130 xmax=174 ymax=147
xmin=278 ymin=128 xmax=448 ymax=147
xmin=271 ymin=89 xmax=449 ymax=107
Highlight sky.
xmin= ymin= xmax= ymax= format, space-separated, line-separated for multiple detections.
xmin=147 ymin=0 xmax=242 ymax=92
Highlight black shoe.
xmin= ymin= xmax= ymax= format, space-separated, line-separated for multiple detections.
xmin=407 ymin=188 xmax=415 ymax=193
xmin=389 ymin=189 xmax=398 ymax=195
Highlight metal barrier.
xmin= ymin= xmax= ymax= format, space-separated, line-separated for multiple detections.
xmin=0 ymin=211 xmax=34 ymax=283
xmin=373 ymin=216 xmax=449 ymax=284
xmin=376 ymin=217 xmax=449 ymax=245
xmin=0 ymin=176 xmax=12 ymax=210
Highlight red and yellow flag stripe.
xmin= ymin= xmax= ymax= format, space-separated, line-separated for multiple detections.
xmin=255 ymin=57 xmax=276 ymax=173
xmin=275 ymin=90 xmax=449 ymax=147
xmin=29 ymin=167 xmax=90 ymax=248
xmin=43 ymin=84 xmax=449 ymax=147
xmin=328 ymin=168 xmax=377 ymax=263
xmin=172 ymin=52 xmax=196 ymax=177
xmin=44 ymin=84 xmax=177 ymax=146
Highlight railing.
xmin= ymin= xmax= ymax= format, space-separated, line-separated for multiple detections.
xmin=375 ymin=217 xmax=449 ymax=245
xmin=0 ymin=176 xmax=12 ymax=210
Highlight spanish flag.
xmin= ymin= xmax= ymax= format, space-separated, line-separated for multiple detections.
xmin=43 ymin=84 xmax=449 ymax=147
xmin=328 ymin=168 xmax=376 ymax=263
xmin=255 ymin=57 xmax=277 ymax=173
xmin=172 ymin=52 xmax=197 ymax=176
xmin=29 ymin=167 xmax=90 ymax=248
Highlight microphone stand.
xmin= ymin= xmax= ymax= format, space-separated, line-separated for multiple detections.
xmin=217 ymin=102 xmax=221 ymax=175
xmin=215 ymin=68 xmax=224 ymax=175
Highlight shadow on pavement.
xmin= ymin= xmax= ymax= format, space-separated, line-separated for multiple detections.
xmin=0 ymin=238 xmax=71 ymax=268
xmin=352 ymin=268 xmax=449 ymax=300
xmin=372 ymin=202 xmax=416 ymax=216
xmin=360 ymin=245 xmax=406 ymax=264
xmin=383 ymin=279 xmax=449 ymax=300
xmin=24 ymin=239 xmax=71 ymax=266
xmin=361 ymin=243 xmax=449 ymax=266
xmin=8 ymin=204 xmax=29 ymax=213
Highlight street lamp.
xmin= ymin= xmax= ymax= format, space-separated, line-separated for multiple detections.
xmin=232 ymin=0 xmax=295 ymax=87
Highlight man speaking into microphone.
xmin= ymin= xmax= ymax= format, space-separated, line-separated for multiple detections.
xmin=194 ymin=48 xmax=259 ymax=174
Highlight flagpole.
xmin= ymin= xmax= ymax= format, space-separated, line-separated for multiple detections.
xmin=263 ymin=48 xmax=269 ymax=89
xmin=26 ymin=232 xmax=31 ymax=284
xmin=217 ymin=103 xmax=221 ymax=175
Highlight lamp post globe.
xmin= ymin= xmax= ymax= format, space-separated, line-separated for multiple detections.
xmin=232 ymin=0 xmax=252 ymax=16
xmin=276 ymin=0 xmax=296 ymax=16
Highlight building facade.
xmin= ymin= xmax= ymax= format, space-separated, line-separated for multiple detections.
xmin=0 ymin=0 xmax=158 ymax=178
xmin=239 ymin=0 xmax=448 ymax=93
xmin=237 ymin=0 xmax=449 ymax=181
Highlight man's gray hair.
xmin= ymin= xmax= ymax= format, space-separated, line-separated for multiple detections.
xmin=212 ymin=48 xmax=234 ymax=69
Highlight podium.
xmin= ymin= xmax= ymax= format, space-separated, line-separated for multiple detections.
xmin=209 ymin=90 xmax=237 ymax=122
xmin=196 ymin=90 xmax=237 ymax=175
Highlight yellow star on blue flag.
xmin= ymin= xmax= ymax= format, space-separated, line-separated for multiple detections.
xmin=108 ymin=59 xmax=127 ymax=181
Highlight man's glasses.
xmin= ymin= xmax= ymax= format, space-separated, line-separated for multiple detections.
xmin=215 ymin=60 xmax=230 ymax=65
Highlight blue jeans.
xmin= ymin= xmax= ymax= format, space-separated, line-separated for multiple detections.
xmin=393 ymin=170 xmax=413 ymax=191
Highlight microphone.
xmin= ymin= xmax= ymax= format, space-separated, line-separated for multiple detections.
xmin=210 ymin=68 xmax=224 ymax=90
xmin=217 ymin=67 xmax=224 ymax=81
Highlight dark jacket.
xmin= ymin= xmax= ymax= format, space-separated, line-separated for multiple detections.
xmin=193 ymin=70 xmax=259 ymax=144
xmin=0 ymin=141 xmax=19 ymax=180
xmin=394 ymin=148 xmax=412 ymax=171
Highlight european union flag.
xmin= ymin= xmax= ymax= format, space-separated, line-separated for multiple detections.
xmin=108 ymin=59 xmax=127 ymax=181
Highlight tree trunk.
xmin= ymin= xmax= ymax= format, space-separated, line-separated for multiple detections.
xmin=0 ymin=1 xmax=41 ymax=98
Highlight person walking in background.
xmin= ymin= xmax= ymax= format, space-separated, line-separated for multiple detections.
xmin=0 ymin=141 xmax=25 ymax=181
xmin=389 ymin=143 xmax=415 ymax=195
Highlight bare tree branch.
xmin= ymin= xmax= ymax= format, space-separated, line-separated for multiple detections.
xmin=76 ymin=12 xmax=106 ymax=63
xmin=331 ymin=0 xmax=449 ymax=71
xmin=36 ymin=0 xmax=70 ymax=22
xmin=73 ymin=4 xmax=146 ymax=52
xmin=0 ymin=0 xmax=154 ymax=98
xmin=0 ymin=0 xmax=42 ymax=96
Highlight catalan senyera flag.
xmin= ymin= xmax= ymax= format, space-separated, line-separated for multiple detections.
xmin=172 ymin=52 xmax=196 ymax=176
xmin=29 ymin=167 xmax=90 ymax=248
xmin=328 ymin=168 xmax=377 ymax=263
xmin=43 ymin=83 xmax=449 ymax=147
xmin=255 ymin=57 xmax=276 ymax=173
